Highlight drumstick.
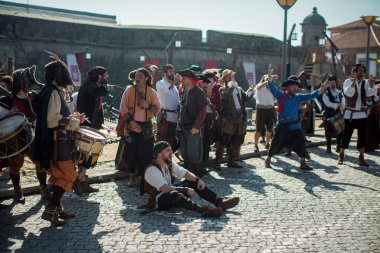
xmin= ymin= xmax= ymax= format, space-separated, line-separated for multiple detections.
xmin=84 ymin=117 xmax=91 ymax=124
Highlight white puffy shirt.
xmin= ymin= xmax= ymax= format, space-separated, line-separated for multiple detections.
xmin=156 ymin=79 xmax=179 ymax=123
xmin=145 ymin=162 xmax=188 ymax=191
xmin=343 ymin=79 xmax=378 ymax=119
xmin=254 ymin=86 xmax=274 ymax=106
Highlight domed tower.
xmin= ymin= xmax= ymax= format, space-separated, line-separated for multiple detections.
xmin=301 ymin=7 xmax=327 ymax=47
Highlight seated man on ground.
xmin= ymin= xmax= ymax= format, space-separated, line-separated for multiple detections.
xmin=140 ymin=141 xmax=240 ymax=218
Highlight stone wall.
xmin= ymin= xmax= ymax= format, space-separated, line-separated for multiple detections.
xmin=0 ymin=13 xmax=302 ymax=88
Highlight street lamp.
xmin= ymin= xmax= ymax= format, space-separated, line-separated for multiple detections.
xmin=361 ymin=15 xmax=378 ymax=78
xmin=276 ymin=0 xmax=297 ymax=81
xmin=286 ymin=23 xmax=297 ymax=78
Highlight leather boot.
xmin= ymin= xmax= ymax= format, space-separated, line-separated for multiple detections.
xmin=213 ymin=144 xmax=225 ymax=170
xmin=357 ymin=154 xmax=369 ymax=167
xmin=40 ymin=185 xmax=52 ymax=201
xmin=201 ymin=206 xmax=223 ymax=218
xmin=227 ymin=146 xmax=242 ymax=168
xmin=300 ymin=161 xmax=313 ymax=170
xmin=57 ymin=204 xmax=75 ymax=219
xmin=13 ymin=186 xmax=25 ymax=204
xmin=265 ymin=157 xmax=271 ymax=168
xmin=72 ymin=179 xmax=85 ymax=197
xmin=338 ymin=151 xmax=344 ymax=165
xmin=41 ymin=206 xmax=66 ymax=226
xmin=128 ymin=173 xmax=135 ymax=187
xmin=81 ymin=181 xmax=99 ymax=193
xmin=215 ymin=196 xmax=240 ymax=211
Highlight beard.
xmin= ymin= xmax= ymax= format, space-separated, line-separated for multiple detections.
xmin=164 ymin=155 xmax=172 ymax=164
xmin=167 ymin=74 xmax=174 ymax=81
xmin=101 ymin=78 xmax=108 ymax=85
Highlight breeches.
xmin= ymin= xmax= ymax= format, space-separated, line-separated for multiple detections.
xmin=341 ymin=118 xmax=366 ymax=149
xmin=48 ymin=160 xmax=76 ymax=192
xmin=268 ymin=127 xmax=307 ymax=158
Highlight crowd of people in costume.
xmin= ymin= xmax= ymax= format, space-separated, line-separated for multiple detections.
xmin=0 ymin=51 xmax=379 ymax=225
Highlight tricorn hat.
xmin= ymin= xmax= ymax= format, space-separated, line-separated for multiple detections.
xmin=281 ymin=75 xmax=300 ymax=88
xmin=298 ymin=71 xmax=310 ymax=80
xmin=177 ymin=69 xmax=198 ymax=80
xmin=220 ymin=69 xmax=235 ymax=81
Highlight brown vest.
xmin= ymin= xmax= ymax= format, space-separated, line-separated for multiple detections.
xmin=140 ymin=162 xmax=174 ymax=214
xmin=345 ymin=80 xmax=366 ymax=109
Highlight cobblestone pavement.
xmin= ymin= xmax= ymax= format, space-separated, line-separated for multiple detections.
xmin=0 ymin=146 xmax=379 ymax=253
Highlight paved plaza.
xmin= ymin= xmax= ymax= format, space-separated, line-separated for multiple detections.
xmin=0 ymin=144 xmax=379 ymax=253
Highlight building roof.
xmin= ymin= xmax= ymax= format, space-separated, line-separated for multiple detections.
xmin=0 ymin=0 xmax=116 ymax=24
xmin=301 ymin=7 xmax=327 ymax=26
xmin=327 ymin=19 xmax=380 ymax=50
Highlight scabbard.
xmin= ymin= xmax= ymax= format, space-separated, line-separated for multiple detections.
xmin=53 ymin=130 xmax=58 ymax=166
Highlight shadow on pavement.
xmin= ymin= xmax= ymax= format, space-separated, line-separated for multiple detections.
xmin=0 ymin=198 xmax=45 ymax=252
xmin=19 ymin=197 xmax=103 ymax=252
xmin=271 ymin=157 xmax=378 ymax=198
xmin=207 ymin=160 xmax=288 ymax=196
xmin=114 ymin=180 xmax=229 ymax=236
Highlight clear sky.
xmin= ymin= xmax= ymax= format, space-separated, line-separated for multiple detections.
xmin=5 ymin=0 xmax=380 ymax=45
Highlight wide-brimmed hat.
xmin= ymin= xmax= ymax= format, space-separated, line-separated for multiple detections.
xmin=177 ymin=69 xmax=198 ymax=80
xmin=281 ymin=75 xmax=300 ymax=88
xmin=220 ymin=69 xmax=235 ymax=81
xmin=198 ymin=74 xmax=211 ymax=84
xmin=298 ymin=71 xmax=310 ymax=80
xmin=189 ymin=65 xmax=203 ymax=72
xmin=204 ymin=68 xmax=221 ymax=78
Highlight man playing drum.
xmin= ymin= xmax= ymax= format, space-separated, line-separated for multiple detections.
xmin=0 ymin=73 xmax=51 ymax=203
xmin=74 ymin=66 xmax=110 ymax=196
xmin=33 ymin=53 xmax=85 ymax=226
xmin=322 ymin=75 xmax=343 ymax=153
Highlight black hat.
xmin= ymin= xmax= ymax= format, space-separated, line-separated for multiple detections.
xmin=153 ymin=141 xmax=171 ymax=158
xmin=87 ymin=66 xmax=107 ymax=82
xmin=202 ymin=71 xmax=216 ymax=79
xmin=45 ymin=60 xmax=73 ymax=87
xmin=161 ymin=64 xmax=174 ymax=73
xmin=352 ymin=63 xmax=366 ymax=73
xmin=177 ymin=69 xmax=199 ymax=80
xmin=281 ymin=75 xmax=300 ymax=88
xmin=198 ymin=74 xmax=211 ymax=84
xmin=328 ymin=75 xmax=337 ymax=82
xmin=298 ymin=71 xmax=310 ymax=80
xmin=190 ymin=65 xmax=203 ymax=72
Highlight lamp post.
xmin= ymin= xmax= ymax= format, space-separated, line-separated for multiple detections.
xmin=361 ymin=15 xmax=378 ymax=78
xmin=286 ymin=23 xmax=297 ymax=78
xmin=276 ymin=0 xmax=297 ymax=81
